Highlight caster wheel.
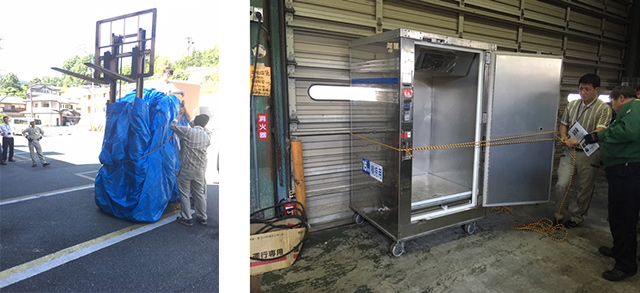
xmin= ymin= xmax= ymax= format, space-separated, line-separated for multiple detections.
xmin=463 ymin=221 xmax=478 ymax=235
xmin=390 ymin=242 xmax=405 ymax=257
xmin=353 ymin=213 xmax=365 ymax=226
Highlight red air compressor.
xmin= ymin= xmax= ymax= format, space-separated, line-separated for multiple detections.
xmin=280 ymin=193 xmax=297 ymax=216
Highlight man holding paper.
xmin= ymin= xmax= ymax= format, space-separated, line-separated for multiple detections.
xmin=554 ymin=73 xmax=612 ymax=228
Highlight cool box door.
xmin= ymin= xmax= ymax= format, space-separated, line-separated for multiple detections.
xmin=482 ymin=53 xmax=562 ymax=206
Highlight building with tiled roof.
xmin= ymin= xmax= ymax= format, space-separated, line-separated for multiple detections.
xmin=23 ymin=84 xmax=81 ymax=126
xmin=0 ymin=95 xmax=27 ymax=117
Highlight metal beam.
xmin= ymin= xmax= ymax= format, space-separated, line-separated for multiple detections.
xmin=271 ymin=0 xmax=292 ymax=203
xmin=50 ymin=67 xmax=109 ymax=84
xmin=84 ymin=63 xmax=136 ymax=83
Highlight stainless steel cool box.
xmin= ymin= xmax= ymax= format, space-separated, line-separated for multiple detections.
xmin=349 ymin=29 xmax=562 ymax=256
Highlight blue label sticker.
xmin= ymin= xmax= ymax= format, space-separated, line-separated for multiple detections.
xmin=369 ymin=161 xmax=383 ymax=182
xmin=362 ymin=158 xmax=370 ymax=175
xmin=362 ymin=158 xmax=383 ymax=182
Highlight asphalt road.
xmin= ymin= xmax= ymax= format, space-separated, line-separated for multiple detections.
xmin=0 ymin=129 xmax=219 ymax=292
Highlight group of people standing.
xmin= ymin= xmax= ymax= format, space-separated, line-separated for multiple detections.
xmin=0 ymin=116 xmax=49 ymax=167
xmin=554 ymin=73 xmax=640 ymax=281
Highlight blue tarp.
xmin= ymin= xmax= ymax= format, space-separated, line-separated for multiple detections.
xmin=94 ymin=89 xmax=187 ymax=222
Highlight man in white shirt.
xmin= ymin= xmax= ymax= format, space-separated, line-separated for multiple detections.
xmin=158 ymin=67 xmax=183 ymax=97
xmin=0 ymin=116 xmax=16 ymax=165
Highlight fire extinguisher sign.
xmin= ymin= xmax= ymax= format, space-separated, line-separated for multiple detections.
xmin=257 ymin=113 xmax=268 ymax=140
xmin=362 ymin=158 xmax=383 ymax=182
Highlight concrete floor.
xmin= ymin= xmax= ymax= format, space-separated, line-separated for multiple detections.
xmin=252 ymin=170 xmax=640 ymax=292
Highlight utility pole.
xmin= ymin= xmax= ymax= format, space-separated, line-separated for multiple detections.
xmin=186 ymin=37 xmax=195 ymax=56
xmin=29 ymin=83 xmax=33 ymax=119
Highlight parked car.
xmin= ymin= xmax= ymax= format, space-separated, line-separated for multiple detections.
xmin=8 ymin=118 xmax=42 ymax=136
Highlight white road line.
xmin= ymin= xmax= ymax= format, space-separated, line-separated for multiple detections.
xmin=75 ymin=171 xmax=97 ymax=181
xmin=0 ymin=185 xmax=93 ymax=206
xmin=7 ymin=154 xmax=29 ymax=161
xmin=0 ymin=210 xmax=181 ymax=288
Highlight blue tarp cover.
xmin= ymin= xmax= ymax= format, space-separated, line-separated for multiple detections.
xmin=94 ymin=89 xmax=187 ymax=222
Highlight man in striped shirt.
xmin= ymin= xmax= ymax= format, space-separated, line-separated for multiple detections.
xmin=170 ymin=108 xmax=212 ymax=227
xmin=554 ymin=73 xmax=612 ymax=228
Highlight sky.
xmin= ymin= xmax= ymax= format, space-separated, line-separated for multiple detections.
xmin=0 ymin=0 xmax=220 ymax=81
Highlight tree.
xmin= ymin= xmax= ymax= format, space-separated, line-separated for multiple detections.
xmin=165 ymin=46 xmax=220 ymax=82
xmin=0 ymin=73 xmax=26 ymax=97
xmin=41 ymin=76 xmax=63 ymax=87
xmin=27 ymin=46 xmax=220 ymax=92
xmin=201 ymin=71 xmax=219 ymax=94
xmin=173 ymin=46 xmax=219 ymax=70
xmin=153 ymin=56 xmax=173 ymax=78
xmin=121 ymin=64 xmax=132 ymax=76
xmin=29 ymin=77 xmax=42 ymax=85
xmin=60 ymin=55 xmax=93 ymax=86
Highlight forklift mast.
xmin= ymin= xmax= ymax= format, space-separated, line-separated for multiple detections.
xmin=52 ymin=9 xmax=157 ymax=103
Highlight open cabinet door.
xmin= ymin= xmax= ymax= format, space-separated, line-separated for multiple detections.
xmin=483 ymin=53 xmax=562 ymax=206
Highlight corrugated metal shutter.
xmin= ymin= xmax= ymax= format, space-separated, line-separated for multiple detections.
xmin=284 ymin=0 xmax=630 ymax=229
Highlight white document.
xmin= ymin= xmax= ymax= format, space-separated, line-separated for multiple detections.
xmin=568 ymin=122 xmax=599 ymax=157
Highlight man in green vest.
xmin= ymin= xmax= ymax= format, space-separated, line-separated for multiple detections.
xmin=583 ymin=85 xmax=640 ymax=281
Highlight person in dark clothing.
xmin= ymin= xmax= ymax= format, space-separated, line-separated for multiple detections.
xmin=0 ymin=116 xmax=16 ymax=164
xmin=583 ymin=86 xmax=640 ymax=281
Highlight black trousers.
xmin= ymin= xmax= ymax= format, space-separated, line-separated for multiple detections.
xmin=606 ymin=162 xmax=640 ymax=274
xmin=2 ymin=137 xmax=13 ymax=162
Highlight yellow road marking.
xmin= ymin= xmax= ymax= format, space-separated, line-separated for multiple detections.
xmin=0 ymin=224 xmax=143 ymax=279
xmin=0 ymin=210 xmax=180 ymax=286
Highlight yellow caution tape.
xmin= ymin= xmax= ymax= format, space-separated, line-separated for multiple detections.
xmin=350 ymin=130 xmax=556 ymax=153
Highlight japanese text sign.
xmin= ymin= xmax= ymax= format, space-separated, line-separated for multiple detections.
xmin=257 ymin=113 xmax=268 ymax=140
xmin=250 ymin=65 xmax=271 ymax=96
